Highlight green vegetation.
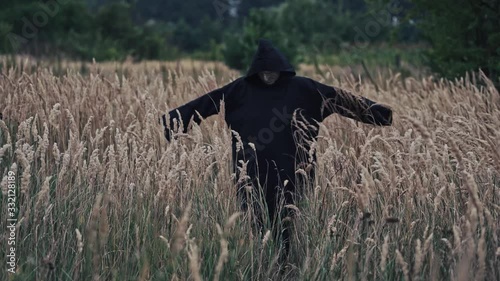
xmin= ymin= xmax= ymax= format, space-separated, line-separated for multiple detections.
xmin=0 ymin=1 xmax=179 ymax=61
xmin=0 ymin=0 xmax=498 ymax=86
xmin=403 ymin=0 xmax=500 ymax=84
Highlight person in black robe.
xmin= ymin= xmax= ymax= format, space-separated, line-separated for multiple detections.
xmin=162 ymin=39 xmax=392 ymax=257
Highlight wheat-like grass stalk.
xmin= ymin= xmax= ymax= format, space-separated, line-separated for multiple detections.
xmin=0 ymin=59 xmax=498 ymax=281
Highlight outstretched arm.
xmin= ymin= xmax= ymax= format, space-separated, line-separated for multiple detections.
xmin=162 ymin=86 xmax=226 ymax=141
xmin=313 ymin=80 xmax=392 ymax=126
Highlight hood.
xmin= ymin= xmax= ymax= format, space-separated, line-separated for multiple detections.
xmin=245 ymin=39 xmax=296 ymax=80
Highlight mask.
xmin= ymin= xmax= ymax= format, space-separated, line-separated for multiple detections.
xmin=258 ymin=71 xmax=280 ymax=85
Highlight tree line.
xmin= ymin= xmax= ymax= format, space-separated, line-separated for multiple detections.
xmin=0 ymin=0 xmax=498 ymax=86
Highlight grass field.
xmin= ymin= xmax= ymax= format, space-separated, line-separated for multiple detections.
xmin=0 ymin=58 xmax=499 ymax=280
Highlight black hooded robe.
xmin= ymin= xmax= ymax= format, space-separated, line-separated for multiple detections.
xmin=162 ymin=39 xmax=392 ymax=251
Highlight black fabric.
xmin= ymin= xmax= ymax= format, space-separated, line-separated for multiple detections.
xmin=246 ymin=39 xmax=296 ymax=79
xmin=162 ymin=38 xmax=392 ymax=255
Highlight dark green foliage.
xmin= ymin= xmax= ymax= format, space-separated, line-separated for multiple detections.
xmin=221 ymin=0 xmax=400 ymax=71
xmin=172 ymin=17 xmax=224 ymax=53
xmin=222 ymin=9 xmax=301 ymax=72
xmin=1 ymin=0 xmax=393 ymax=65
xmin=380 ymin=0 xmax=500 ymax=86
xmin=2 ymin=0 xmax=497 ymax=86
xmin=0 ymin=0 xmax=177 ymax=61
xmin=0 ymin=0 xmax=396 ymax=65
xmin=280 ymin=0 xmax=373 ymax=51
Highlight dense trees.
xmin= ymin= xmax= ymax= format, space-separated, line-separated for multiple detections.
xmin=222 ymin=0 xmax=396 ymax=72
xmin=405 ymin=0 xmax=499 ymax=84
xmin=0 ymin=0 xmax=497 ymax=86
xmin=0 ymin=1 xmax=178 ymax=60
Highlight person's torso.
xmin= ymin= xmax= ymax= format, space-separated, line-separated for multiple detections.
xmin=224 ymin=76 xmax=322 ymax=167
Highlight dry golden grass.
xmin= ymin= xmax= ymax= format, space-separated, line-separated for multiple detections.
xmin=0 ymin=57 xmax=499 ymax=280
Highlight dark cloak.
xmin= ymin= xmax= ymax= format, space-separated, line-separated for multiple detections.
xmin=162 ymin=38 xmax=392 ymax=232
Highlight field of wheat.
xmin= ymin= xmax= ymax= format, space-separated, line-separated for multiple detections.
xmin=0 ymin=58 xmax=499 ymax=281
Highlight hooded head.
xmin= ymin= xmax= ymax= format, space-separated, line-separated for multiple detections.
xmin=246 ymin=39 xmax=296 ymax=85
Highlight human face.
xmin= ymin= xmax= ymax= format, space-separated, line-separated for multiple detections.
xmin=258 ymin=71 xmax=280 ymax=85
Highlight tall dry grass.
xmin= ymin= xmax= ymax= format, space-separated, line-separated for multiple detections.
xmin=0 ymin=58 xmax=499 ymax=280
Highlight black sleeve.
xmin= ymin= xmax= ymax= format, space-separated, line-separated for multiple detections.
xmin=162 ymin=86 xmax=226 ymax=141
xmin=312 ymin=80 xmax=392 ymax=126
